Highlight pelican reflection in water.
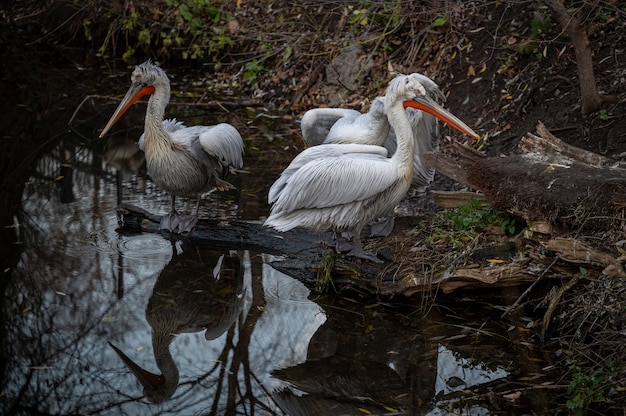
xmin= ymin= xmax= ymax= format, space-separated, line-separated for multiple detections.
xmin=109 ymin=244 xmax=246 ymax=403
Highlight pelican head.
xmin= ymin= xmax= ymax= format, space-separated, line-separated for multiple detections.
xmin=100 ymin=61 xmax=171 ymax=138
xmin=387 ymin=73 xmax=479 ymax=139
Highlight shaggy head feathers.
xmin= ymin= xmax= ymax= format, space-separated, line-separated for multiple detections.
xmin=131 ymin=61 xmax=169 ymax=87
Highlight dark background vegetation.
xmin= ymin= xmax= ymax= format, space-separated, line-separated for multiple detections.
xmin=1 ymin=1 xmax=625 ymax=414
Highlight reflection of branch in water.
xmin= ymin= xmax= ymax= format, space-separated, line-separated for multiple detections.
xmin=204 ymin=252 xmax=276 ymax=415
xmin=110 ymin=243 xmax=245 ymax=403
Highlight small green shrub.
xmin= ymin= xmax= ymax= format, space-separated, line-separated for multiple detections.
xmin=98 ymin=0 xmax=236 ymax=63
xmin=427 ymin=200 xmax=520 ymax=249
xmin=530 ymin=13 xmax=551 ymax=38
xmin=567 ymin=367 xmax=608 ymax=415
xmin=243 ymin=60 xmax=263 ymax=85
xmin=444 ymin=200 xmax=518 ymax=235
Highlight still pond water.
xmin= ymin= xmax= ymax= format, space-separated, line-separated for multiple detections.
xmin=1 ymin=62 xmax=558 ymax=415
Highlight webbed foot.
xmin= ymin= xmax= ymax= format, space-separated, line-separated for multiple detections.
xmin=333 ymin=232 xmax=353 ymax=253
xmin=177 ymin=215 xmax=198 ymax=233
xmin=346 ymin=235 xmax=383 ymax=263
xmin=160 ymin=212 xmax=180 ymax=232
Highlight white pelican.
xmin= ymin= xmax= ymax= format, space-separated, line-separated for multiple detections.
xmin=299 ymin=74 xmax=453 ymax=237
xmin=305 ymin=96 xmax=391 ymax=147
xmin=99 ymin=61 xmax=245 ymax=233
xmin=300 ymin=73 xmax=447 ymax=191
xmin=265 ymin=73 xmax=479 ymax=263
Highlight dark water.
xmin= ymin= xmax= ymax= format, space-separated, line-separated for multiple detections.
xmin=0 ymin=59 xmax=557 ymax=415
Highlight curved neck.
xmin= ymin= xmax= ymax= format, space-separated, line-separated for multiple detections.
xmin=153 ymin=323 xmax=178 ymax=371
xmin=144 ymin=84 xmax=171 ymax=150
xmin=149 ymin=328 xmax=179 ymax=400
xmin=387 ymin=100 xmax=415 ymax=173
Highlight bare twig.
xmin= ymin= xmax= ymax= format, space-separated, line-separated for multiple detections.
xmin=68 ymin=94 xmax=262 ymax=126
xmin=68 ymin=95 xmax=120 ymax=126
xmin=500 ymin=257 xmax=558 ymax=319
xmin=541 ymin=273 xmax=582 ymax=340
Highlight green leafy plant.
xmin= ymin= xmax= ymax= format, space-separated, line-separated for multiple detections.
xmin=433 ymin=16 xmax=448 ymax=28
xmin=243 ymin=59 xmax=263 ymax=85
xmin=427 ymin=200 xmax=520 ymax=249
xmin=446 ymin=200 xmax=517 ymax=234
xmin=516 ymin=11 xmax=552 ymax=57
xmin=530 ymin=13 xmax=551 ymax=38
xmin=566 ymin=368 xmax=608 ymax=415
xmin=209 ymin=28 xmax=235 ymax=53
xmin=349 ymin=1 xmax=405 ymax=36
xmin=98 ymin=0 xmax=237 ymax=63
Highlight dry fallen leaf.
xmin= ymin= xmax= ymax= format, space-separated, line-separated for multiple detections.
xmin=503 ymin=391 xmax=522 ymax=401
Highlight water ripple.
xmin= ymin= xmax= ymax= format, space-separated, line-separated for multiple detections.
xmin=115 ymin=233 xmax=174 ymax=261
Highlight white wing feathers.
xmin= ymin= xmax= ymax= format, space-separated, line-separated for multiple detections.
xmin=198 ymin=123 xmax=245 ymax=169
xmin=268 ymin=145 xmax=396 ymax=215
xmin=268 ymin=143 xmax=388 ymax=205
xmin=138 ymin=120 xmax=244 ymax=171
xmin=301 ymin=108 xmax=360 ymax=147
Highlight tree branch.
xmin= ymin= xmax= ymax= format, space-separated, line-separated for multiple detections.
xmin=542 ymin=0 xmax=617 ymax=115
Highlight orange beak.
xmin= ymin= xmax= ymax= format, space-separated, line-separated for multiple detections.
xmin=404 ymin=96 xmax=480 ymax=139
xmin=99 ymin=83 xmax=155 ymax=138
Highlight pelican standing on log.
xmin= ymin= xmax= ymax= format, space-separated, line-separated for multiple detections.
xmin=301 ymin=73 xmax=447 ymax=192
xmin=99 ymin=61 xmax=245 ymax=233
xmin=265 ymin=73 xmax=479 ymax=263
xmin=299 ymin=74 xmax=452 ymax=237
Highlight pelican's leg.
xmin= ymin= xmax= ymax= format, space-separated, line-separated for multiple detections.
xmin=333 ymin=231 xmax=353 ymax=253
xmin=160 ymin=195 xmax=180 ymax=232
xmin=347 ymin=235 xmax=383 ymax=264
xmin=177 ymin=197 xmax=200 ymax=233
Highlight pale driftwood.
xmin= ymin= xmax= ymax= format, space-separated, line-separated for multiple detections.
xmin=519 ymin=122 xmax=610 ymax=166
xmin=545 ymin=238 xmax=625 ymax=278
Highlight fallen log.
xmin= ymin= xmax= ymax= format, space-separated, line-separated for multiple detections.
xmin=115 ymin=202 xmax=387 ymax=295
xmin=115 ymin=202 xmax=325 ymax=257
xmin=115 ymin=201 xmax=624 ymax=297
xmin=423 ymin=122 xmax=626 ymax=229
